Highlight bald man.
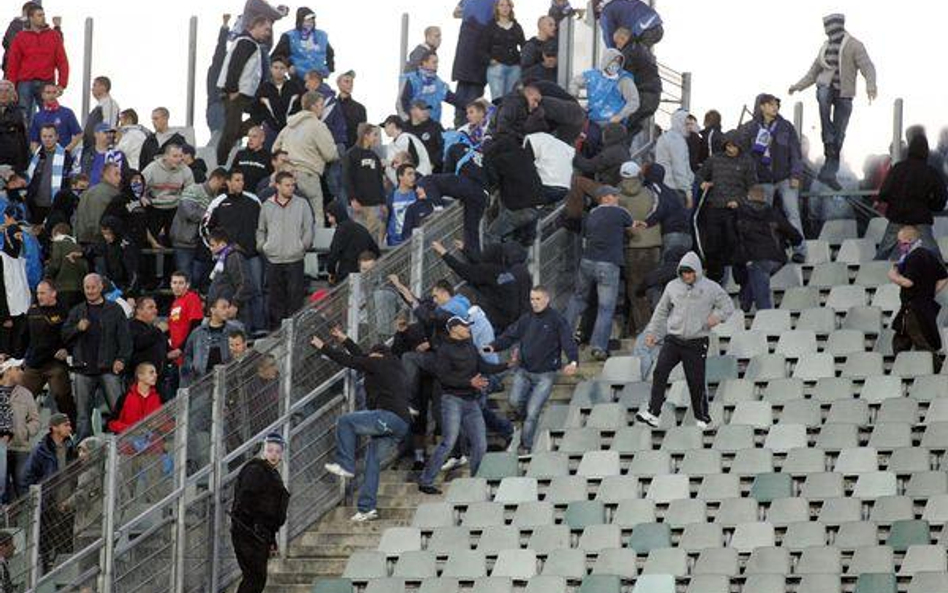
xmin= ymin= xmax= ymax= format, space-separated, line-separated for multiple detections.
xmin=888 ymin=226 xmax=948 ymax=355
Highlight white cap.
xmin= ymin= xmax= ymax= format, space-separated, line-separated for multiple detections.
xmin=620 ymin=161 xmax=641 ymax=179
xmin=0 ymin=358 xmax=24 ymax=374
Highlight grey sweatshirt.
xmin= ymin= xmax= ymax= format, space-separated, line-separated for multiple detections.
xmin=256 ymin=195 xmax=315 ymax=263
xmin=645 ymin=251 xmax=734 ymax=340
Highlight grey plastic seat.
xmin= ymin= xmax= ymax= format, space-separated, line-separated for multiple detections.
xmin=546 ymin=476 xmax=588 ymax=505
xmin=693 ymin=547 xmax=738 ymax=576
xmin=757 ymin=378 xmax=799 ymax=404
xmin=679 ymin=449 xmax=722 ymax=477
xmin=861 ymin=375 xmax=903 ymax=404
xmin=767 ymin=497 xmax=809 ymax=526
xmin=591 ymin=548 xmax=638 ymax=578
xmin=771 ymin=263 xmax=803 ymax=290
xmin=906 ymin=471 xmax=948 ymax=497
xmin=800 ymin=472 xmax=844 ymax=500
xmin=512 ymin=501 xmax=553 ymax=527
xmin=853 ymin=471 xmax=897 ymax=499
xmin=471 ymin=578 xmax=513 ymax=593
xmin=559 ymin=428 xmax=602 ymax=453
xmin=744 ymin=354 xmax=788 ymax=381
xmin=477 ymin=526 xmax=520 ymax=553
xmin=716 ymin=497 xmax=759 ymax=527
xmin=868 ymin=422 xmax=912 ymax=451
xmin=611 ymin=425 xmax=652 ymax=453
xmin=799 ymin=575 xmax=842 ymax=593
xmin=826 ymin=329 xmax=867 ymax=355
xmin=922 ymin=495 xmax=948 ymax=526
xmin=922 ymin=423 xmax=948 ymax=450
xmin=564 ymin=500 xmax=605 ymax=530
xmin=641 ymin=548 xmax=687 ymax=576
xmin=775 ymin=329 xmax=817 ymax=358
xmin=791 ymin=352 xmax=836 ymax=380
xmin=577 ymin=451 xmax=620 ymax=478
xmin=596 ymin=476 xmax=640 ymax=504
xmin=782 ymin=447 xmax=827 ymax=475
xmin=413 ymin=503 xmax=455 ymax=528
xmin=843 ymin=306 xmax=883 ymax=334
xmin=730 ymin=521 xmax=776 ymax=553
xmin=540 ymin=548 xmax=585 ymax=579
xmin=495 ymin=478 xmax=538 ymax=504
xmin=742 ymin=575 xmax=786 ymax=593
xmin=419 ymin=578 xmax=461 ymax=593
xmin=696 ymin=474 xmax=739 ymax=502
xmin=826 ymin=399 xmax=870 ymax=426
xmin=751 ymin=309 xmax=792 ymax=335
xmin=527 ymin=525 xmax=569 ymax=554
xmin=629 ymin=450 xmax=672 ymax=477
xmin=907 ymin=572 xmax=948 ymax=593
xmin=538 ymin=405 xmax=572 ymax=433
xmin=628 ymin=522 xmax=672 ymax=554
xmin=680 ymin=522 xmax=723 ymax=551
xmin=645 ymin=474 xmax=690 ymax=504
xmin=572 ymin=381 xmax=614 ymax=408
xmin=716 ymin=379 xmax=756 ymax=404
xmin=899 ymin=545 xmax=947 ymax=576
xmin=710 ymin=424 xmax=755 ymax=453
xmin=798 ymin=545 xmax=842 ymax=574
xmin=855 ymin=261 xmax=894 ymax=287
xmin=818 ymin=497 xmax=863 ymax=526
xmin=732 ymin=448 xmax=774 ymax=476
xmin=727 ymin=330 xmax=769 ymax=359
xmin=524 ymin=576 xmax=566 ymax=593
xmin=910 ymin=375 xmax=948 ymax=402
xmin=782 ymin=521 xmax=827 ymax=550
xmin=848 ymin=546 xmax=895 ymax=575
xmin=805 ymin=239 xmax=833 ymax=264
xmin=813 ymin=377 xmax=856 ymax=403
xmin=779 ymin=399 xmax=821 ymax=428
xmin=586 ymin=403 xmax=627 ymax=429
xmin=835 ymin=521 xmax=878 ymax=550
xmin=827 ymin=284 xmax=867 ymax=311
xmin=730 ymin=400 xmax=773 ymax=429
xmin=659 ymin=426 xmax=703 ymax=453
xmin=379 ymin=527 xmax=422 ymax=555
xmin=462 ymin=503 xmax=506 ymax=528
xmin=364 ymin=579 xmax=406 ymax=593
xmin=342 ymin=551 xmax=388 ymax=579
xmin=631 ymin=574 xmax=675 ymax=593
xmin=870 ymin=495 xmax=914 ymax=525
xmin=809 ymin=262 xmax=850 ymax=288
xmin=835 ymin=447 xmax=880 ymax=474
xmin=612 ymin=499 xmax=656 ymax=528
xmin=599 ymin=356 xmax=642 ymax=384
xmin=819 ymin=219 xmax=858 ymax=244
xmin=665 ymin=499 xmax=707 ymax=528
xmin=925 ymin=399 xmax=948 ymax=424
xmin=865 ymin=217 xmax=888 ymax=244
xmin=780 ymin=286 xmax=820 ymax=311
xmin=837 ymin=238 xmax=876 ymax=264
xmin=871 ymin=284 xmax=901 ymax=312
xmin=816 ymin=423 xmax=859 ymax=451
xmin=429 ymin=527 xmax=471 ymax=554
xmin=745 ymin=546 xmax=791 ymax=575
xmin=888 ymin=446 xmax=930 ymax=474
xmin=797 ymin=307 xmax=837 ymax=334
xmin=764 ymin=423 xmax=808 ymax=453
xmin=447 ymin=478 xmax=490 ymax=504
xmin=578 ymin=524 xmax=622 ymax=552
xmin=526 ymin=452 xmax=569 ymax=478
xmin=842 ymin=352 xmax=885 ymax=379
xmin=394 ymin=551 xmax=438 ymax=579
xmin=894 ymin=351 xmax=935 ymax=378
xmin=887 ymin=519 xmax=932 ymax=552
xmin=491 ymin=549 xmax=537 ymax=579
xmin=712 ymin=310 xmax=745 ymax=337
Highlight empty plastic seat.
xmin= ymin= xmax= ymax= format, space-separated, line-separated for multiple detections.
xmin=659 ymin=426 xmax=703 ymax=453
xmin=799 ymin=575 xmax=842 ymax=593
xmin=712 ymin=311 xmax=745 ymax=337
xmin=527 ymin=525 xmax=569 ymax=554
xmin=842 ymin=352 xmax=885 ymax=379
xmin=775 ymin=329 xmax=817 ymax=358
xmin=906 ymin=471 xmax=948 ymax=497
xmin=572 ymin=381 xmax=614 ymax=408
xmin=471 ymin=578 xmax=513 ymax=593
xmin=495 ymin=478 xmax=538 ymax=504
xmin=379 ymin=527 xmax=422 ymax=555
xmin=716 ymin=498 xmax=759 ymax=527
xmin=491 ymin=549 xmax=536 ymax=579
xmin=686 ymin=575 xmax=730 ymax=593
xmin=813 ymin=377 xmax=856 ymax=403
xmin=477 ymin=526 xmax=520 ymax=553
xmin=782 ymin=521 xmax=827 ymax=550
xmin=730 ymin=521 xmax=776 ymax=553
xmin=710 ymin=424 xmax=755 ymax=453
xmin=745 ymin=546 xmax=791 ymax=575
xmin=660 ymin=499 xmax=703 ymax=529
xmin=797 ymin=307 xmax=837 ymax=334
xmin=792 ymin=351 xmax=838 ymax=381
xmin=680 ymin=449 xmax=723 ymax=476
xmin=476 ymin=453 xmax=519 ymax=480
xmin=564 ymin=500 xmax=605 ymax=530
xmin=541 ymin=548 xmax=585 ymax=579
xmin=680 ymin=522 xmax=723 ymax=551
xmin=925 ymin=399 xmax=948 ymax=424
xmin=314 ymin=579 xmax=354 ymax=593
xmin=780 ymin=286 xmax=820 ymax=311
xmin=413 ymin=503 xmax=454 ymax=528
xmin=524 ymin=576 xmax=566 ymax=593
xmin=586 ymin=403 xmax=627 ymax=429
xmin=462 ymin=504 xmax=506 ymax=529
xmin=809 ymin=262 xmax=850 ymax=288
xmin=801 ymin=472 xmax=844 ymax=500
xmin=854 ymin=573 xmax=897 ymax=593
xmin=922 ymin=423 xmax=948 ymax=450
xmin=783 ymin=447 xmax=827 ymax=475
xmin=716 ymin=379 xmax=756 ymax=403
xmin=429 ymin=527 xmax=471 ymax=554
xmin=577 ymin=451 xmax=620 ymax=478
xmin=888 ymin=446 xmax=930 ymax=473
xmin=887 ymin=520 xmax=931 ymax=552
xmin=827 ymin=285 xmax=867 ymax=311
xmin=394 ymin=551 xmax=438 ymax=579
xmin=592 ymin=548 xmax=638 ymax=578
xmin=907 ymin=572 xmax=948 ymax=593
xmin=819 ymin=219 xmax=858 ymax=243
xmin=631 ymin=574 xmax=675 ymax=593
xmin=797 ymin=545 xmax=842 ymax=574
xmin=646 ymin=475 xmax=690 ymax=504
xmin=628 ymin=522 xmax=671 ymax=554
xmin=826 ymin=399 xmax=870 ymax=426
xmin=767 ymin=497 xmax=809 ymax=526
xmin=871 ymin=284 xmax=901 ymax=312
xmin=611 ymin=425 xmax=652 ymax=453
xmin=745 ymin=354 xmax=788 ymax=381
xmin=743 ymin=575 xmax=786 ymax=593
xmin=730 ymin=400 xmax=773 ymax=428
xmin=342 ymin=551 xmax=388 ymax=579
xmin=526 ymin=452 xmax=569 ymax=479
xmin=843 ymin=307 xmax=883 ymax=334
xmin=825 ymin=329 xmax=867 ymax=355
xmin=752 ymin=309 xmax=792 ymax=335
xmin=559 ymin=428 xmax=602 ymax=453
xmin=757 ymin=379 xmax=798 ymax=404
xmin=546 ymin=476 xmax=588 ymax=505
xmin=750 ymin=473 xmax=793 ymax=503
xmin=513 ymin=502 xmax=553 ymax=527
xmin=779 ymin=399 xmax=821 ymax=428
xmin=732 ymin=448 xmax=774 ymax=476
xmin=764 ymin=424 xmax=808 ymax=453
xmin=613 ymin=499 xmax=656 ymax=528
xmin=870 ymin=496 xmax=914 ymax=525
xmin=894 ymin=351 xmax=935 ymax=378
xmin=861 ymin=375 xmax=903 ymax=405
xmin=837 ymin=238 xmax=877 ymax=264
xmin=447 ymin=478 xmax=491 ymax=504
xmin=693 ymin=548 xmax=738 ymax=576
xmin=836 ymin=447 xmax=880 ymax=474
xmin=816 ymin=424 xmax=859 ymax=451
xmin=599 ymin=356 xmax=642 ymax=384
xmin=578 ymin=574 xmax=622 ymax=593
xmin=579 ymin=524 xmax=622 ymax=552
xmin=642 ymin=548 xmax=687 ymax=576
xmin=697 ymin=474 xmax=739 ymax=502
xmin=874 ymin=329 xmax=895 ymax=356
xmin=848 ymin=547 xmax=895 ymax=575
xmin=364 ymin=579 xmax=406 ymax=593
xmin=865 ymin=217 xmax=888 ymax=244
xmin=899 ymin=545 xmax=947 ymax=576
xmin=727 ymin=330 xmax=770 ymax=359
xmin=596 ymin=476 xmax=640 ymax=504
xmin=855 ymin=261 xmax=893 ymax=287
xmin=853 ymin=471 xmax=898 ymax=499
xmin=629 ymin=450 xmax=672 ymax=477
xmin=835 ymin=521 xmax=878 ymax=550
xmin=922 ymin=495 xmax=948 ymax=526
xmin=868 ymin=423 xmax=912 ymax=450
xmin=910 ymin=375 xmax=948 ymax=402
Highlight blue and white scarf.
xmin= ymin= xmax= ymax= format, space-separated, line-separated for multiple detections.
xmin=26 ymin=144 xmax=67 ymax=198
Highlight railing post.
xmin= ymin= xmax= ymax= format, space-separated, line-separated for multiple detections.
xmin=28 ymin=485 xmax=42 ymax=589
xmin=590 ymin=2 xmax=601 ymax=71
xmin=410 ymin=227 xmax=425 ymax=299
xmin=208 ymin=366 xmax=228 ymax=593
xmin=680 ymin=72 xmax=692 ymax=113
xmin=186 ymin=16 xmax=198 ymax=128
xmin=530 ymin=233 xmax=542 ymax=286
xmin=398 ymin=13 xmax=410 ymax=89
xmin=277 ymin=316 xmax=295 ymax=558
xmin=172 ymin=390 xmax=191 ymax=593
xmin=793 ymin=101 xmax=804 ymax=136
xmin=99 ymin=436 xmax=119 ymax=593
xmin=891 ymin=97 xmax=904 ymax=162
xmin=556 ymin=14 xmax=573 ymax=89
xmin=81 ymin=18 xmax=93 ymax=122
xmin=345 ymin=273 xmax=362 ymax=412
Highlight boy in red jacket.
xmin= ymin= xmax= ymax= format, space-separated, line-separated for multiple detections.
xmin=109 ymin=362 xmax=163 ymax=433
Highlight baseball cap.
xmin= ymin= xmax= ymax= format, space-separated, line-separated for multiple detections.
xmin=338 ymin=69 xmax=356 ymax=79
xmin=0 ymin=358 xmax=23 ymax=374
xmin=49 ymin=412 xmax=70 ymax=428
xmin=264 ymin=432 xmax=286 ymax=448
xmin=445 ymin=316 xmax=474 ymax=332
xmin=410 ymin=99 xmax=432 ymax=111
xmin=594 ymin=185 xmax=621 ymax=199
xmin=619 ymin=161 xmax=641 ymax=179
xmin=94 ymin=122 xmax=116 ymax=133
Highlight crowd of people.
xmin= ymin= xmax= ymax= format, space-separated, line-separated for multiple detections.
xmin=2 ymin=1 xmax=948 ymax=592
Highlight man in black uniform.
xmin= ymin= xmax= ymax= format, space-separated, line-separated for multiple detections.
xmin=231 ymin=432 xmax=290 ymax=593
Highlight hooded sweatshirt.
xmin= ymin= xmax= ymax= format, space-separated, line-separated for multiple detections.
xmin=142 ymin=157 xmax=195 ymax=210
xmin=878 ymin=134 xmax=948 ymax=225
xmin=570 ymin=48 xmax=640 ymax=124
xmin=645 ymin=251 xmax=734 ymax=341
xmin=272 ymin=110 xmax=338 ymax=177
xmin=642 ymin=163 xmax=690 ymax=235
xmin=697 ymin=131 xmax=757 ymax=209
xmin=256 ymin=194 xmax=315 ymax=263
xmin=655 ymin=110 xmax=694 ymax=193
xmin=573 ymin=122 xmax=629 ymax=186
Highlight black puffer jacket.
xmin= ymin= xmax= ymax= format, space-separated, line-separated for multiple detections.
xmin=484 ymin=133 xmax=544 ymax=211
xmin=879 ymin=135 xmax=948 ymax=225
xmin=574 ymin=123 xmax=629 ymax=186
xmin=734 ymin=200 xmax=803 ymax=265
xmin=440 ymin=242 xmax=531 ymax=332
xmin=698 ymin=131 xmax=757 ymax=208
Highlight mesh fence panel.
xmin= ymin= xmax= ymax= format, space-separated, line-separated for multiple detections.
xmin=420 ymin=205 xmax=466 ymax=290
xmin=182 ymin=491 xmax=214 ymax=593
xmin=222 ymin=330 xmax=286 ymax=456
xmin=185 ymin=374 xmax=216 ymax=476
xmin=290 ymin=286 xmax=350 ymax=405
xmin=540 ymin=227 xmax=581 ymax=311
xmin=359 ymin=244 xmax=412 ymax=346
xmin=112 ymin=518 xmax=175 ymax=593
xmin=3 ymin=495 xmax=38 ymax=589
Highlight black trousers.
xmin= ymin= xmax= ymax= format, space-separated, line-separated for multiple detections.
xmin=267 ymin=260 xmax=305 ymax=330
xmin=418 ymin=174 xmax=487 ymax=253
xmin=648 ymin=335 xmax=709 ymax=420
xmin=218 ymin=94 xmax=254 ymax=166
xmin=232 ymin=524 xmax=270 ymax=593
xmin=695 ymin=206 xmax=736 ymax=284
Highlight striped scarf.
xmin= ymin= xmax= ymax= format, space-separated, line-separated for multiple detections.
xmin=26 ymin=144 xmax=66 ymax=198
xmin=823 ymin=14 xmax=846 ymax=90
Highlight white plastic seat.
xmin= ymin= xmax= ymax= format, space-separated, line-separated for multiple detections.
xmin=826 ymin=285 xmax=867 ymax=312
xmin=836 ymin=238 xmax=876 ymax=264
xmin=775 ymin=330 xmax=817 ymax=358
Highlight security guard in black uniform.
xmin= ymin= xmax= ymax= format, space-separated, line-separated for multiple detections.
xmin=231 ymin=432 xmax=291 ymax=593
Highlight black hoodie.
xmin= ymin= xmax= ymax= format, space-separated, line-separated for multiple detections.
xmin=697 ymin=131 xmax=757 ymax=208
xmin=574 ymin=123 xmax=629 ymax=186
xmin=879 ymin=135 xmax=948 ymax=225
xmin=439 ymin=242 xmax=530 ymax=332
xmin=734 ymin=199 xmax=803 ymax=265
xmin=325 ymin=201 xmax=380 ymax=282
xmin=484 ymin=133 xmax=545 ymax=211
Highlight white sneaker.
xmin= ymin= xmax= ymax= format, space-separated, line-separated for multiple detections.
xmin=696 ymin=417 xmax=714 ymax=431
xmin=350 ymin=509 xmax=379 ymax=522
xmin=441 ymin=455 xmax=468 ymax=472
xmin=635 ymin=410 xmax=660 ymax=428
xmin=324 ymin=463 xmax=355 ymax=479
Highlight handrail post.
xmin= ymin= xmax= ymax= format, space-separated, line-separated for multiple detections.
xmin=186 ymin=16 xmax=198 ymax=128
xmin=208 ymin=366 xmax=228 ymax=593
xmin=891 ymin=98 xmax=904 ymax=162
xmin=398 ymin=13 xmax=409 ymax=90
xmin=590 ymin=1 xmax=601 ymax=71
xmin=345 ymin=273 xmax=362 ymax=412
xmin=99 ymin=436 xmax=119 ymax=593
xmin=793 ymin=101 xmax=804 ymax=136
xmin=556 ymin=14 xmax=573 ymax=89
xmin=81 ymin=18 xmax=94 ymax=122
xmin=410 ymin=227 xmax=425 ymax=299
xmin=278 ymin=316 xmax=295 ymax=558
xmin=28 ymin=485 xmax=42 ymax=589
xmin=172 ymin=390 xmax=191 ymax=593
xmin=530 ymin=232 xmax=542 ymax=286
xmin=680 ymin=72 xmax=692 ymax=113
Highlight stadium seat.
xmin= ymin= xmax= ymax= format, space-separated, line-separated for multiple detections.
xmin=597 ymin=476 xmax=641 ymax=504
xmin=591 ymin=548 xmax=638 ymax=578
xmin=513 ymin=502 xmax=553 ymax=527
xmin=447 ymin=478 xmax=490 ymax=503
xmin=495 ymin=478 xmax=538 ymax=503
xmin=394 ymin=551 xmax=437 ymax=579
xmin=541 ymin=549 xmax=585 ymax=579
xmin=578 ymin=574 xmax=622 ymax=593
xmin=641 ymin=548 xmax=687 ymax=576
xmin=378 ymin=528 xmax=421 ymax=555
xmin=628 ymin=522 xmax=672 ymax=554
xmin=476 ymin=453 xmax=519 ymax=480
xmin=442 ymin=551 xmax=488 ymax=578
xmin=782 ymin=521 xmax=826 ymax=550
xmin=342 ymin=551 xmax=388 ymax=579
xmin=837 ymin=238 xmax=877 ymax=264
xmin=854 ymin=573 xmax=897 ymax=593
xmin=462 ymin=503 xmax=505 ymax=528
xmin=527 ymin=525 xmax=569 ymax=554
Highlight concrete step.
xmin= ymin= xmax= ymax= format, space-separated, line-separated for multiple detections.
xmin=262 ymin=585 xmax=312 ymax=593
xmin=268 ymin=558 xmax=346 ymax=583
xmin=295 ymin=530 xmax=382 ymax=548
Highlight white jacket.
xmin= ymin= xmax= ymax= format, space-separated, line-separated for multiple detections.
xmin=525 ymin=132 xmax=575 ymax=189
xmin=116 ymin=124 xmax=149 ymax=171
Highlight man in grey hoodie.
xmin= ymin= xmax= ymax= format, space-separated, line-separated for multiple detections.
xmin=654 ymin=109 xmax=694 ymax=208
xmin=256 ymin=171 xmax=314 ymax=329
xmin=636 ymin=251 xmax=733 ymax=430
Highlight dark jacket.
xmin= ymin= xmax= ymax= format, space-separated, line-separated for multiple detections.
xmin=253 ymin=77 xmax=303 ymax=132
xmin=25 ymin=303 xmax=69 ymax=368
xmin=314 ymin=84 xmax=349 ymax=146
xmin=207 ymin=247 xmax=256 ymax=309
xmin=318 ymin=338 xmax=411 ymax=423
xmin=434 ymin=336 xmax=508 ymax=398
xmin=698 ymin=124 xmax=724 ymax=166
xmin=738 ymin=96 xmax=803 ymax=184
xmin=643 ymin=163 xmax=690 ymax=235
xmin=0 ymin=102 xmax=28 ymax=172
xmin=129 ymin=319 xmax=168 ymax=377
xmin=402 ymin=199 xmax=438 ymax=240
xmin=62 ymin=299 xmax=132 ymax=374
xmin=138 ymin=132 xmax=187 ymax=174
xmin=698 ymin=133 xmax=757 ymax=208
xmin=734 ymin=199 xmax=803 ymax=265
xmin=618 ymin=41 xmax=661 ymax=94
xmin=406 ymin=118 xmax=445 ymax=172
xmin=452 ymin=17 xmax=491 ymax=85
xmin=492 ymin=84 xmax=584 ymax=144
xmin=231 ymin=458 xmax=290 ymax=543
xmin=233 ymin=147 xmax=273 ymax=193
xmin=879 ymin=135 xmax=948 ymax=225
xmin=326 ymin=203 xmax=380 ymax=282
xmin=574 ymin=123 xmax=629 ymax=185
xmin=208 ymin=193 xmax=262 ymax=257
xmin=521 ymin=36 xmax=556 ymax=71
xmin=338 ymin=95 xmax=367 ymax=149
xmin=343 ymin=146 xmax=385 ymax=206
xmin=480 ymin=20 xmax=525 ymax=66
xmin=26 ymin=433 xmax=78 ymax=486
xmin=492 ymin=306 xmax=578 ymax=373
xmin=484 ymin=133 xmax=545 ymax=211
xmin=895 ymin=245 xmax=948 ymax=351
xmin=440 ymin=243 xmax=531 ymax=332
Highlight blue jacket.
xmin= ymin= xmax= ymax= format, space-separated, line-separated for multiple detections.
xmin=643 ymin=163 xmax=690 ymax=235
xmin=601 ymin=0 xmax=662 ymax=48
xmin=492 ymin=306 xmax=578 ymax=373
xmin=315 ymin=84 xmax=349 ymax=146
xmin=584 ymin=69 xmax=634 ymax=123
xmin=26 ymin=433 xmax=77 ymax=487
xmin=404 ymin=70 xmax=451 ymax=123
xmin=286 ymin=28 xmax=329 ymax=78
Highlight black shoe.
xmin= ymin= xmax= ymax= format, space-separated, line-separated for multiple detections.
xmin=418 ymin=484 xmax=442 ymax=495
xmin=412 ymin=459 xmax=425 ymax=471
xmin=818 ymin=170 xmax=842 ymax=191
xmin=790 ymin=253 xmax=806 ymax=264
xmin=591 ymin=349 xmax=609 ymax=362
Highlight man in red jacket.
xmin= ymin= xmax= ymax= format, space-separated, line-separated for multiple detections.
xmin=6 ymin=4 xmax=69 ymax=123
xmin=166 ymin=271 xmax=204 ymax=384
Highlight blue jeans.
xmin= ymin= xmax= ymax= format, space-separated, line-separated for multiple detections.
xmin=633 ymin=332 xmax=661 ymax=380
xmin=487 ymin=63 xmax=522 ymax=101
xmin=816 ymin=86 xmax=853 ymax=175
xmin=565 ymin=259 xmax=621 ymax=353
xmin=478 ymin=394 xmax=513 ymax=440
xmin=420 ymin=394 xmax=486 ymax=487
xmin=737 ymin=260 xmax=782 ymax=311
xmin=174 ymin=247 xmax=210 ymax=288
xmin=334 ymin=410 xmax=409 ymax=512
xmin=761 ymin=181 xmax=806 ymax=256
xmin=662 ymin=232 xmax=692 ymax=260
xmin=508 ymin=369 xmax=556 ymax=451
xmin=246 ymin=255 xmax=266 ymax=333
xmin=16 ymin=80 xmax=46 ymax=125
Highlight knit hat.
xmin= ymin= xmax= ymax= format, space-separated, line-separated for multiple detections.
xmin=594 ymin=185 xmax=621 ymax=199
xmin=49 ymin=413 xmax=70 ymax=428
xmin=79 ymin=436 xmax=103 ymax=453
xmin=264 ymin=432 xmax=286 ymax=448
